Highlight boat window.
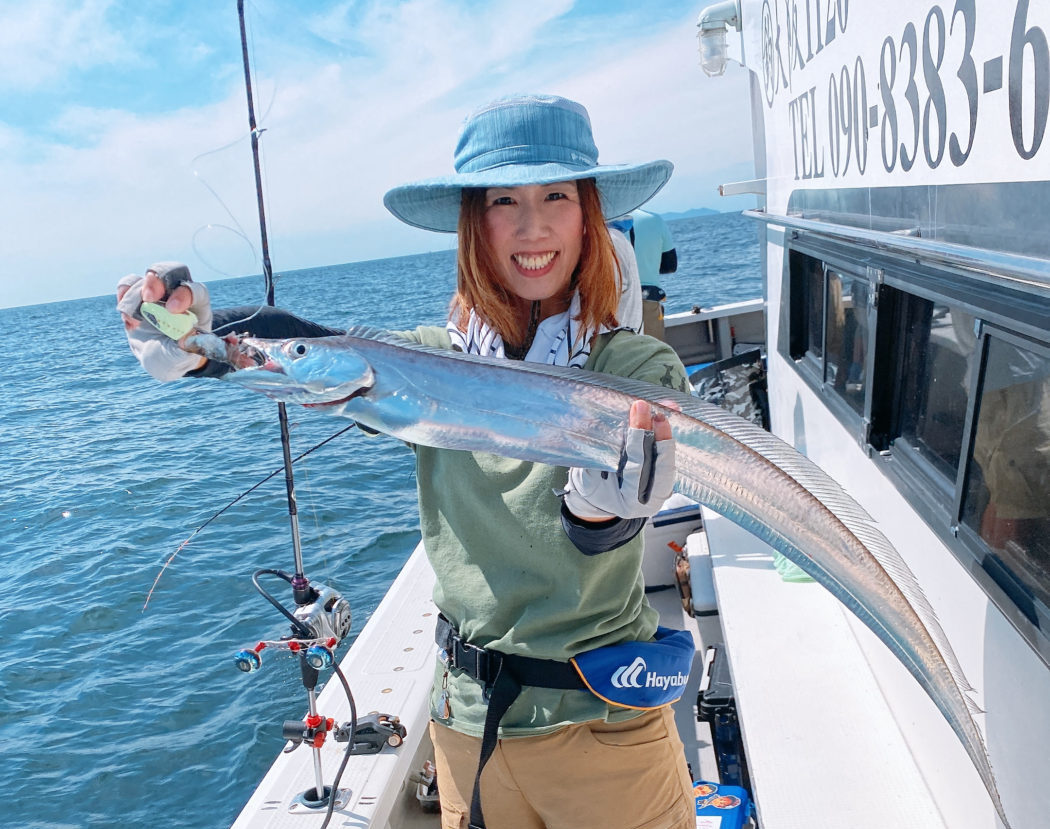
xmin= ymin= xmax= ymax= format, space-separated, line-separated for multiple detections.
xmin=805 ymin=258 xmax=824 ymax=362
xmin=788 ymin=249 xmax=824 ymax=363
xmin=784 ymin=236 xmax=1050 ymax=661
xmin=787 ymin=250 xmax=869 ymax=419
xmin=824 ymin=270 xmax=870 ymax=416
xmin=893 ymin=295 xmax=977 ymax=481
xmin=961 ymin=334 xmax=1050 ymax=626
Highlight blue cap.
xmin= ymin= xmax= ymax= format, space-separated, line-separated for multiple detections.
xmin=383 ymin=94 xmax=673 ymax=233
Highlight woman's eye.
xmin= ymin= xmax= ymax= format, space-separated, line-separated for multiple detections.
xmin=490 ymin=196 xmax=514 ymax=206
xmin=546 ymin=191 xmax=567 ymax=201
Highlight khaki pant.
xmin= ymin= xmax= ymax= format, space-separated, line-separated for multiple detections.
xmin=429 ymin=706 xmax=696 ymax=829
xmin=641 ymin=299 xmax=665 ymax=342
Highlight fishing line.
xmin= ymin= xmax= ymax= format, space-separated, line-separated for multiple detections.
xmin=295 ymin=449 xmax=335 ymax=575
xmin=141 ymin=423 xmax=357 ymax=610
xmin=252 ymin=569 xmax=314 ymax=638
xmin=188 ymin=135 xmax=276 ymax=331
xmin=187 ymin=2 xmax=282 ymax=328
xmin=319 ymin=662 xmax=358 ymax=829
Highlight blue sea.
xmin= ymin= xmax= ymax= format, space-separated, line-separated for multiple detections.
xmin=0 ymin=212 xmax=759 ymax=828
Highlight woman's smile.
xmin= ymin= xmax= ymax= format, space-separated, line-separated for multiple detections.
xmin=511 ymin=250 xmax=558 ymax=276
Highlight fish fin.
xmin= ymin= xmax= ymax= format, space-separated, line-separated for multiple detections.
xmin=671 ymin=391 xmax=983 ymax=710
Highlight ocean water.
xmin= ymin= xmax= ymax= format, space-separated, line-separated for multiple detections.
xmin=0 ymin=211 xmax=759 ymax=828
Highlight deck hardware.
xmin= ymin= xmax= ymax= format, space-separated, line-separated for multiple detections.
xmin=283 ymin=712 xmax=406 ymax=755
xmin=288 ymin=786 xmax=350 ymax=814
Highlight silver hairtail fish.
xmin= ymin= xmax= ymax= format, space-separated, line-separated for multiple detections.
xmin=186 ymin=326 xmax=1008 ymax=826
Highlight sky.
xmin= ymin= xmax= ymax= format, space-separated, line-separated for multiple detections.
xmin=0 ymin=0 xmax=756 ymax=309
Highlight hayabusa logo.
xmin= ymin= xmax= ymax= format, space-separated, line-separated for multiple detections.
xmin=611 ymin=657 xmax=688 ymax=691
xmin=611 ymin=657 xmax=647 ymax=689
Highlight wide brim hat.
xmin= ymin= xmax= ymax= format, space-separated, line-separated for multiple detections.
xmin=384 ymin=94 xmax=673 ymax=233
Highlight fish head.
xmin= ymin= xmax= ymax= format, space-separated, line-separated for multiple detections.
xmin=224 ymin=336 xmax=375 ymax=404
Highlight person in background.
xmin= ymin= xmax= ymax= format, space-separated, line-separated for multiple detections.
xmin=629 ymin=208 xmax=678 ymax=341
xmin=117 ymin=94 xmax=697 ymax=829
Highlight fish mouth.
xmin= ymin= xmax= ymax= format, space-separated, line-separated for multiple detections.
xmin=226 ymin=366 xmax=367 ymax=404
xmin=303 ymin=387 xmax=368 ymax=408
xmin=225 ymin=337 xmax=374 ymax=404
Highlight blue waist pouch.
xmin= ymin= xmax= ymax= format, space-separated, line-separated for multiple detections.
xmin=571 ymin=626 xmax=695 ymax=709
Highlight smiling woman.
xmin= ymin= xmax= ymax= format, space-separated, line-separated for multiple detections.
xmin=454 ymin=179 xmax=615 ymax=355
xmin=326 ymin=93 xmax=693 ymax=829
xmin=117 ymin=92 xmax=696 ymax=829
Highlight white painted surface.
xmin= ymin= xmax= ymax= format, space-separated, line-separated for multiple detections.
xmin=704 ymin=509 xmax=955 ymax=828
xmin=231 ymin=546 xmax=439 ymax=829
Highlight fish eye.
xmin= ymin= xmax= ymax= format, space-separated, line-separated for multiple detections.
xmin=287 ymin=341 xmax=309 ymax=358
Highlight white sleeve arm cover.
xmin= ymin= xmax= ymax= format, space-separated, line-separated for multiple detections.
xmin=561 ymin=427 xmax=675 ymax=521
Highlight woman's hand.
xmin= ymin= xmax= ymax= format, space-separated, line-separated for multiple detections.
xmin=116 ymin=263 xmax=212 ymax=381
xmin=118 ymin=270 xmax=195 ymax=331
xmin=562 ymin=399 xmax=678 ymax=522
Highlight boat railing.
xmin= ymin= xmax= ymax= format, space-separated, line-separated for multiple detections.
xmin=745 ymin=209 xmax=1050 ymax=296
xmin=664 ymin=297 xmax=765 ymax=366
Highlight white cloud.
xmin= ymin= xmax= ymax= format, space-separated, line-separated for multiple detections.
xmin=0 ymin=1 xmax=755 ymax=308
xmin=244 ymin=7 xmax=753 ymax=235
xmin=0 ymin=0 xmax=130 ymax=89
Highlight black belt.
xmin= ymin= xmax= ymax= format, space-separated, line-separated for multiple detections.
xmin=435 ymin=614 xmax=585 ymax=829
xmin=641 ymin=284 xmax=666 ymax=302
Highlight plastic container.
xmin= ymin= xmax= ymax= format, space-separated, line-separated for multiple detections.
xmin=643 ymin=494 xmax=703 ymax=589
xmin=686 ymin=530 xmax=717 ymax=614
xmin=693 ymin=780 xmax=751 ymax=829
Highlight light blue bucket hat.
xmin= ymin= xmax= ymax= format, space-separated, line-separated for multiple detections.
xmin=383 ymin=94 xmax=673 ymax=233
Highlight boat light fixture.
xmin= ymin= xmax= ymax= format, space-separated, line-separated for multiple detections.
xmin=697 ymin=0 xmax=742 ymax=77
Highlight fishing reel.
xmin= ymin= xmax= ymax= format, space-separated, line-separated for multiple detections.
xmin=234 ymin=578 xmax=352 ymax=673
xmin=234 ymin=636 xmax=343 ymax=674
xmin=293 ymin=583 xmax=353 ymax=643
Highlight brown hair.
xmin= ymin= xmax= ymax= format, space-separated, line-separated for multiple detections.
xmin=450 ymin=178 xmax=622 ymax=348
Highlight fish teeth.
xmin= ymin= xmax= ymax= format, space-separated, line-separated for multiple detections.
xmin=513 ymin=251 xmax=556 ymax=270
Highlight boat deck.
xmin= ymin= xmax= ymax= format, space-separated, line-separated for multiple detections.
xmin=233 ymin=497 xmax=994 ymax=828
xmin=230 ymin=547 xmax=440 ymax=829
xmin=697 ymin=510 xmax=996 ymax=828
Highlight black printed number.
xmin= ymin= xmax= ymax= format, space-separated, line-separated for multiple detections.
xmin=1009 ymin=0 xmax=1050 ymax=159
xmin=949 ymin=0 xmax=978 ymax=165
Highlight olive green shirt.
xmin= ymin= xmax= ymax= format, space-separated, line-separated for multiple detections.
xmin=401 ymin=325 xmax=690 ymax=738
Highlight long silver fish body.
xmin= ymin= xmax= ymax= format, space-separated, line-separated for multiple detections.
xmin=189 ymin=326 xmax=1008 ymax=826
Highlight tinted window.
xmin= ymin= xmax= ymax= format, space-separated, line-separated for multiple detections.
xmin=788 ymin=250 xmax=824 ymax=362
xmin=824 ymin=270 xmax=870 ymax=415
xmin=805 ymin=257 xmax=824 ymax=361
xmin=962 ymin=336 xmax=1050 ymax=619
xmin=787 ymin=251 xmax=868 ymax=417
xmin=895 ymin=297 xmax=977 ymax=480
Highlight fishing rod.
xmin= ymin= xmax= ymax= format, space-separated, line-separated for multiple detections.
xmin=230 ymin=2 xmax=405 ymax=820
xmin=236 ymin=0 xmax=299 ymax=578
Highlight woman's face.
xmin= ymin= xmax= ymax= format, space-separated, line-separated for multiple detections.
xmin=482 ymin=182 xmax=584 ymax=303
